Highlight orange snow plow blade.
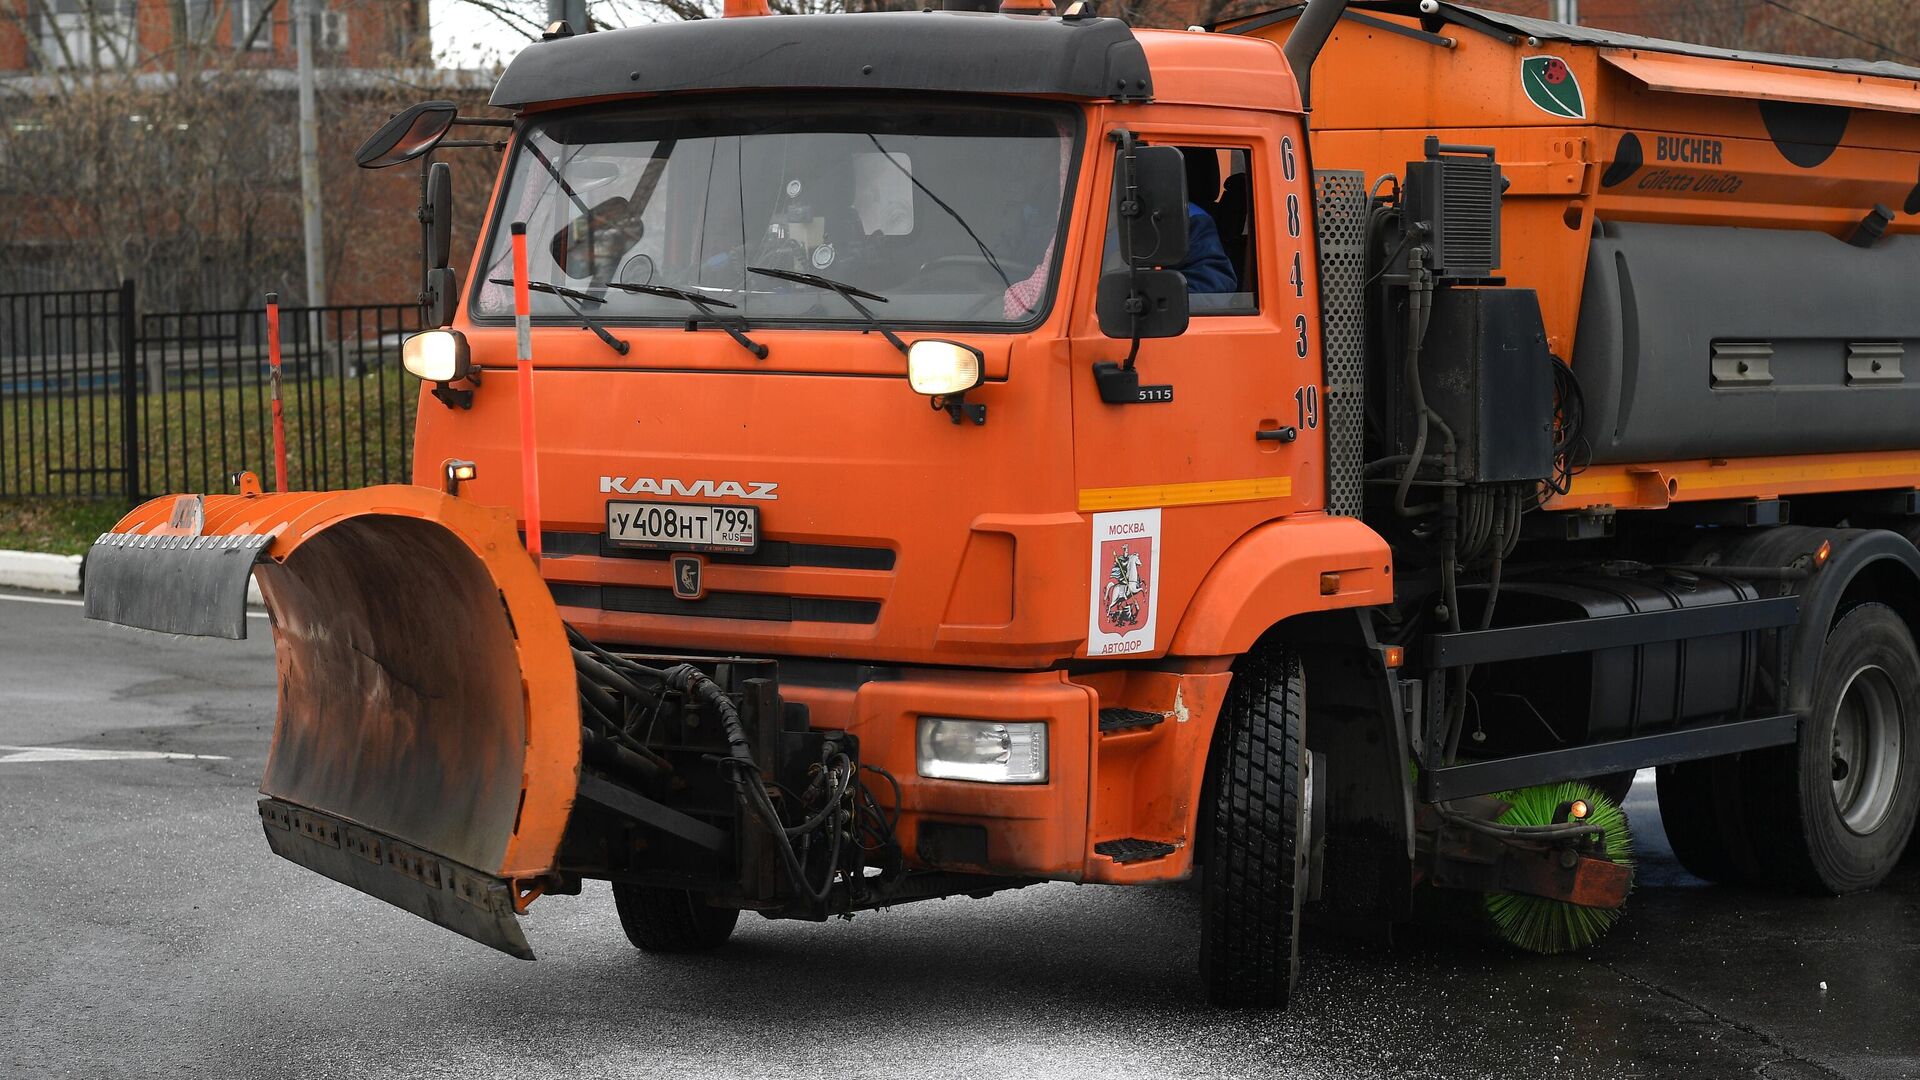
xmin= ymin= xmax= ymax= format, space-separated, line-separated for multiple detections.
xmin=84 ymin=486 xmax=580 ymax=959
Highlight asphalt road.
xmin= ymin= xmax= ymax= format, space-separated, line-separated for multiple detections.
xmin=3 ymin=590 xmax=1917 ymax=1080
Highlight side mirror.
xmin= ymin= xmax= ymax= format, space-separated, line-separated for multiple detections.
xmin=355 ymin=101 xmax=457 ymax=170
xmin=1092 ymin=132 xmax=1189 ymax=408
xmin=1117 ymin=144 xmax=1189 ymax=268
xmin=425 ymin=162 xmax=454 ymax=270
xmin=424 ymin=267 xmax=457 ymax=327
xmin=1097 ymin=268 xmax=1189 ymax=340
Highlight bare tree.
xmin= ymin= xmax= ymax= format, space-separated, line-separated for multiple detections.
xmin=0 ymin=1 xmax=492 ymax=307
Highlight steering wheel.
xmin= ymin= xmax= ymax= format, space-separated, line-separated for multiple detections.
xmin=904 ymin=254 xmax=1012 ymax=294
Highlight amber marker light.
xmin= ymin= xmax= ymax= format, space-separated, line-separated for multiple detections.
xmin=1320 ymin=572 xmax=1341 ymax=595
xmin=443 ymin=458 xmax=477 ymax=495
xmin=1382 ymin=645 xmax=1405 ymax=669
xmin=1814 ymin=540 xmax=1833 ymax=569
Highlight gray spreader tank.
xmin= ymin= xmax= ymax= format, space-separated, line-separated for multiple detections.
xmin=1573 ymin=219 xmax=1920 ymax=464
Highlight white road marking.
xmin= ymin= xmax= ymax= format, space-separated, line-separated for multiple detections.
xmin=0 ymin=593 xmax=267 ymax=618
xmin=0 ymin=745 xmax=231 ymax=763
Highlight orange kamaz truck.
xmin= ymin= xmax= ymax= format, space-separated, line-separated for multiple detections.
xmin=85 ymin=0 xmax=1920 ymax=1008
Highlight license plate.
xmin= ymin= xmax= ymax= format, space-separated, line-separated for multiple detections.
xmin=606 ymin=501 xmax=760 ymax=553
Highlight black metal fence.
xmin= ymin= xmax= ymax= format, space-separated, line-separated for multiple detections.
xmin=0 ymin=283 xmax=423 ymax=502
xmin=0 ymin=285 xmax=136 ymax=501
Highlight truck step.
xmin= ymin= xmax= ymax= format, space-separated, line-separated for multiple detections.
xmin=1098 ymin=707 xmax=1168 ymax=733
xmin=1095 ymin=838 xmax=1178 ymax=864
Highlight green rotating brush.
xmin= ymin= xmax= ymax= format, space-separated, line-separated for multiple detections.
xmin=1484 ymin=780 xmax=1634 ymax=955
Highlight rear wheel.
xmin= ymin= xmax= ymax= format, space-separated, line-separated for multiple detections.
xmin=1655 ymin=757 xmax=1755 ymax=884
xmin=612 ymin=883 xmax=740 ymax=953
xmin=1756 ymin=604 xmax=1920 ymax=893
xmin=1200 ymin=645 xmax=1307 ymax=1009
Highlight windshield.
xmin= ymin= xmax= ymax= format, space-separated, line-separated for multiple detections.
xmin=473 ymin=98 xmax=1079 ymax=329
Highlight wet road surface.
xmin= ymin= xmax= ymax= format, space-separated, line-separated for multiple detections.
xmin=2 ymin=591 xmax=1916 ymax=1079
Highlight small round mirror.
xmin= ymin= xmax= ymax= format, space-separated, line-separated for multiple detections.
xmin=619 ymin=253 xmax=656 ymax=287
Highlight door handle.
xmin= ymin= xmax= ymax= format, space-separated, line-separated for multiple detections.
xmin=1256 ymin=426 xmax=1298 ymax=443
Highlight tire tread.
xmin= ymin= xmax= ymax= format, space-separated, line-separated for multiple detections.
xmin=612 ymin=883 xmax=740 ymax=953
xmin=1201 ymin=646 xmax=1305 ymax=1008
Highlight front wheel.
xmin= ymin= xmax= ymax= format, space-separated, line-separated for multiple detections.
xmin=1200 ymin=646 xmax=1308 ymax=1009
xmin=612 ymin=883 xmax=740 ymax=953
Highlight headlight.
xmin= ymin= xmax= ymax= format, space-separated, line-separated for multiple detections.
xmin=916 ymin=718 xmax=1047 ymax=783
xmin=402 ymin=329 xmax=472 ymax=382
xmin=906 ymin=339 xmax=985 ymax=397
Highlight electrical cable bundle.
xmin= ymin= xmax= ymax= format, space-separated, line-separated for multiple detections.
xmin=1457 ymin=482 xmax=1524 ymax=566
xmin=1540 ymin=353 xmax=1589 ymax=501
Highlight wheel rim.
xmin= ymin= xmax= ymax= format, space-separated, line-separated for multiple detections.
xmin=1830 ymin=664 xmax=1904 ymax=836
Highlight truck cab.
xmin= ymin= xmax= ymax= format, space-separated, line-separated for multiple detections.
xmin=408 ymin=14 xmax=1379 ymax=894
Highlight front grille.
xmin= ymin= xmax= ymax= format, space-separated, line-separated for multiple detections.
xmin=550 ymin=583 xmax=881 ymax=625
xmin=542 ymin=530 xmax=894 ymax=570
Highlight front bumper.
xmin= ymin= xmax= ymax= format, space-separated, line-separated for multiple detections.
xmin=786 ymin=664 xmax=1232 ymax=884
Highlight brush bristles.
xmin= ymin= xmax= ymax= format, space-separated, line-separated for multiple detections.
xmin=1483 ymin=780 xmax=1634 ymax=955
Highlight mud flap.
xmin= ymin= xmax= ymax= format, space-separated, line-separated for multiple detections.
xmin=84 ymin=487 xmax=582 ymax=959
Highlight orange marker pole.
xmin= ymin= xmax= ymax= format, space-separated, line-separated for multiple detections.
xmin=511 ymin=222 xmax=542 ymax=561
xmin=266 ymin=292 xmax=288 ymax=492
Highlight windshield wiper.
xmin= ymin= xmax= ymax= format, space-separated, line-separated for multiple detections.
xmin=489 ymin=277 xmax=630 ymax=355
xmin=746 ymin=267 xmax=906 ymax=355
xmin=605 ymin=281 xmax=768 ymax=360
xmin=520 ymin=141 xmax=594 ymax=217
xmin=864 ymin=134 xmax=1012 ymax=290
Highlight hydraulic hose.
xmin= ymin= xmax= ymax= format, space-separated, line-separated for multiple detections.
xmin=1395 ymin=246 xmax=1453 ymax=519
xmin=565 ymin=625 xmax=854 ymax=909
xmin=662 ymin=662 xmax=847 ymax=907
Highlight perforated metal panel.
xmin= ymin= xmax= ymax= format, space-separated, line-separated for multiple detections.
xmin=1314 ymin=170 xmax=1368 ymax=518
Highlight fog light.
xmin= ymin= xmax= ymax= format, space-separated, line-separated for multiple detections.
xmin=402 ymin=329 xmax=472 ymax=383
xmin=916 ymin=718 xmax=1047 ymax=783
xmin=906 ymin=339 xmax=985 ymax=397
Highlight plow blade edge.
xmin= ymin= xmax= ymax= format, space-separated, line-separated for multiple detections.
xmin=85 ymin=531 xmax=270 ymax=639
xmin=85 ymin=487 xmax=582 ymax=958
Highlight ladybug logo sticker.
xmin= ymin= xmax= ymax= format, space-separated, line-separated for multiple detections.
xmin=1522 ymin=56 xmax=1586 ymax=119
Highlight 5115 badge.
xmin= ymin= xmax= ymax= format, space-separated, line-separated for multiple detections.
xmin=1093 ymin=361 xmax=1174 ymax=404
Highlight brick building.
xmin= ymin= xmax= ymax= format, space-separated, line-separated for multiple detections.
xmin=0 ymin=0 xmax=429 ymax=73
xmin=0 ymin=1 xmax=495 ymax=309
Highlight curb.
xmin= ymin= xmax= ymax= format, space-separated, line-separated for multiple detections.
xmin=0 ymin=547 xmax=264 ymax=606
xmin=0 ymin=549 xmax=84 ymax=593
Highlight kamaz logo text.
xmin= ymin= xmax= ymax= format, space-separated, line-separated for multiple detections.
xmin=599 ymin=476 xmax=779 ymax=501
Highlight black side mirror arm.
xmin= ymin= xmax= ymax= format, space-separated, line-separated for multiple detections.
xmin=1095 ymin=131 xmax=1176 ymax=405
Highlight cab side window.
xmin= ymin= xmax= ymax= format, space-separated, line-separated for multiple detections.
xmin=1179 ymin=146 xmax=1258 ymax=315
xmin=1101 ymin=145 xmax=1259 ymax=314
